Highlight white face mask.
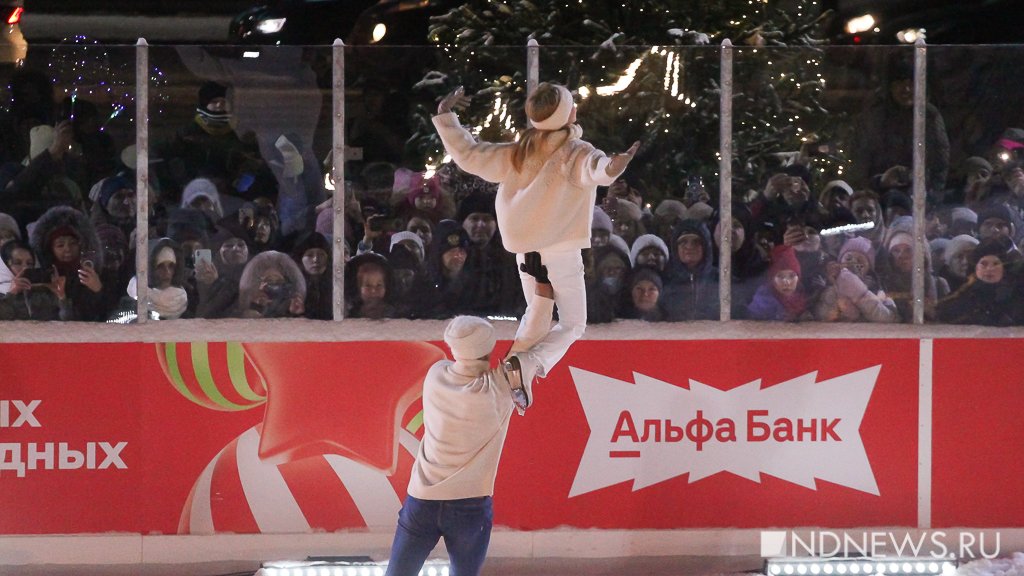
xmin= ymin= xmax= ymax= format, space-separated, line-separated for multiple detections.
xmin=601 ymin=277 xmax=622 ymax=293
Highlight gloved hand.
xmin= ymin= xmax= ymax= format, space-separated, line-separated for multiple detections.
xmin=519 ymin=251 xmax=550 ymax=284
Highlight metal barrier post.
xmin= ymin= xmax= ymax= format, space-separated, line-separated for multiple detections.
xmin=912 ymin=38 xmax=928 ymax=325
xmin=332 ymin=39 xmax=347 ymax=321
xmin=135 ymin=38 xmax=150 ymax=324
xmin=719 ymin=40 xmax=734 ymax=321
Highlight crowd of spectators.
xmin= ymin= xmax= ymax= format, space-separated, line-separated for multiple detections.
xmin=3 ymin=64 xmax=1024 ymax=327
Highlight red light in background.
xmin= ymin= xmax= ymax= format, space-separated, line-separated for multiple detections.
xmin=7 ymin=6 xmax=23 ymax=25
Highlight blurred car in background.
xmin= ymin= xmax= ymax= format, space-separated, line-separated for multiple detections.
xmin=823 ymin=0 xmax=1021 ymax=44
xmin=229 ymin=0 xmax=457 ymax=45
xmin=1 ymin=0 xmax=26 ymax=66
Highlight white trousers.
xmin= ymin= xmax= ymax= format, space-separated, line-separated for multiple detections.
xmin=510 ymin=248 xmax=587 ymax=378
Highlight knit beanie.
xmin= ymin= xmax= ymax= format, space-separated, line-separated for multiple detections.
xmin=951 ymin=207 xmax=977 ymax=225
xmin=961 ymin=156 xmax=992 ymax=175
xmin=592 ymin=206 xmax=613 ymax=233
xmin=609 ymin=234 xmax=630 ymax=257
xmin=614 ymin=197 xmax=642 ymax=223
xmin=198 ymin=81 xmax=227 ymax=111
xmin=629 ymin=233 xmax=669 ymax=267
xmin=839 ymin=236 xmax=876 ymax=270
xmin=0 ymin=213 xmax=20 ymax=240
xmin=98 ymin=174 xmax=133 ymax=210
xmin=654 ymin=199 xmax=688 ymax=221
xmin=977 ymin=203 xmax=1014 ymax=227
xmin=888 ymin=231 xmax=914 ymax=251
xmin=456 ymin=192 xmax=496 ymax=222
xmin=944 ymin=235 xmax=979 ymax=268
xmin=443 ymin=315 xmax=495 ymax=361
xmin=971 ymin=236 xmax=1013 ymax=268
xmin=769 ymin=245 xmax=801 ymax=277
xmin=389 ymin=230 xmax=424 ymax=255
xmin=687 ymin=201 xmax=714 ymax=222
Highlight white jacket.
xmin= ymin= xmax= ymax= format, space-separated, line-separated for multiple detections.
xmin=408 ymin=296 xmax=554 ymax=500
xmin=433 ymin=113 xmax=617 ymax=254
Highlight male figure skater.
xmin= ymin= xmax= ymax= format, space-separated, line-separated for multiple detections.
xmin=384 ymin=256 xmax=553 ymax=576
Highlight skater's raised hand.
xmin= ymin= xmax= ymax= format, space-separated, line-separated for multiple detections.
xmin=607 ymin=140 xmax=641 ymax=177
xmin=519 ymin=251 xmax=550 ymax=284
xmin=437 ymin=86 xmax=472 ymax=115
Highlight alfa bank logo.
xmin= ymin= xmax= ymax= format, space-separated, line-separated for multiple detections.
xmin=568 ymin=365 xmax=880 ymax=497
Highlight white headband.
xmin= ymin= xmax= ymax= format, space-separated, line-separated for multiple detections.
xmin=529 ymin=85 xmax=574 ymax=131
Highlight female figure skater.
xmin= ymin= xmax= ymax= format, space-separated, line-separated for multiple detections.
xmin=433 ymin=83 xmax=639 ymax=411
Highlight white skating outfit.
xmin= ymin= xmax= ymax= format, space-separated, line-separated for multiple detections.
xmin=433 ymin=112 xmax=618 ymax=378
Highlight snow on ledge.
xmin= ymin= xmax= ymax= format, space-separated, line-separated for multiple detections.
xmin=3 ymin=318 xmax=1024 ymax=344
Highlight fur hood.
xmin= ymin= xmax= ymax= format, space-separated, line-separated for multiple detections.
xmin=29 ymin=206 xmax=104 ymax=271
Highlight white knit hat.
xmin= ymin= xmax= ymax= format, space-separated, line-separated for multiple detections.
xmin=951 ymin=207 xmax=978 ymax=225
xmin=592 ymin=206 xmax=613 ymax=233
xmin=629 ymin=233 xmax=669 ymax=266
xmin=389 ymin=230 xmax=424 ymax=254
xmin=443 ymin=316 xmax=495 ymax=361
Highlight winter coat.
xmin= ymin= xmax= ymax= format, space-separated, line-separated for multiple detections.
xmin=661 ymin=220 xmax=720 ymax=322
xmin=935 ymin=276 xmax=1019 ymax=326
xmin=29 ymin=206 xmax=107 ymax=321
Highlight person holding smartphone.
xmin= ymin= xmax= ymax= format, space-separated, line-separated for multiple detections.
xmin=0 ymin=240 xmax=69 ymax=320
xmin=29 ymin=206 xmax=107 ymax=321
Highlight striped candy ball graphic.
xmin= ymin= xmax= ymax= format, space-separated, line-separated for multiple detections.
xmin=156 ymin=342 xmax=267 ymax=411
xmin=178 ymin=423 xmax=421 ymax=533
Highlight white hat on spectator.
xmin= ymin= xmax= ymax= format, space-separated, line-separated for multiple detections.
xmin=629 ymin=233 xmax=669 ymax=266
xmin=609 ymin=233 xmax=631 ymax=255
xmin=26 ymin=125 xmax=54 ymax=165
xmin=951 ymin=207 xmax=978 ymax=225
xmin=944 ymin=234 xmax=979 ymax=268
xmin=389 ymin=230 xmax=424 ymax=254
xmin=592 ymin=206 xmax=613 ymax=233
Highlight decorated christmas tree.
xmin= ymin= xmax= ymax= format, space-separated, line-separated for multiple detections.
xmin=408 ymin=0 xmax=848 ymax=202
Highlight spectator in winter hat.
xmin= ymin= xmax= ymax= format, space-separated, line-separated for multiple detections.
xmin=652 ymin=198 xmax=688 ymax=244
xmin=591 ymin=206 xmax=613 ymax=248
xmin=180 ymin=177 xmax=224 ymax=222
xmin=0 ymin=213 xmax=21 ymax=251
xmin=849 ymin=189 xmax=886 ymax=245
xmin=126 ymin=238 xmax=190 ymax=320
xmin=949 ymin=156 xmax=993 ymax=207
xmin=584 ymin=243 xmax=631 ymax=324
xmin=747 ymin=245 xmax=808 ymax=322
xmin=457 ymin=192 xmax=498 ymax=247
xmin=937 ymin=234 xmax=979 ymax=294
xmin=238 ymin=250 xmax=306 ymax=318
xmin=91 ymin=173 xmax=137 ymax=237
xmin=290 ymin=231 xmax=332 ymax=320
xmin=976 ymin=203 xmax=1020 ymax=247
xmin=29 ymin=206 xmax=107 ymax=321
xmin=814 ymin=236 xmax=898 ymax=323
xmin=620 ymin=266 xmax=664 ymax=322
xmin=344 ymin=251 xmax=396 ymax=319
xmin=629 ymin=233 xmax=669 ymax=273
xmin=949 ymin=206 xmax=978 ymax=237
xmin=389 ymin=230 xmax=425 ymax=264
xmin=662 ymin=219 xmax=719 ymax=321
xmin=937 ymin=236 xmax=1019 ymax=326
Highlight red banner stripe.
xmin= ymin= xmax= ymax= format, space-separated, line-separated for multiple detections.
xmin=208 ymin=435 xmax=260 ymax=533
xmin=278 ymin=458 xmax=364 ymax=530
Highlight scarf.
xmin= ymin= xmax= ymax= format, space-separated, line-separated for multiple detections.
xmin=127 ymin=277 xmax=189 ymax=320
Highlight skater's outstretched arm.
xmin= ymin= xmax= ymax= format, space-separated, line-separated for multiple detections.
xmin=433 ymin=86 xmax=515 ymax=183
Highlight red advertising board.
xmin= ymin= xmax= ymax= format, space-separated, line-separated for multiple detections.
xmin=931 ymin=339 xmax=1024 ymax=527
xmin=0 ymin=339 xmax=923 ymax=534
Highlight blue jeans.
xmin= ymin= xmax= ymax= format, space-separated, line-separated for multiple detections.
xmin=384 ymin=495 xmax=493 ymax=576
